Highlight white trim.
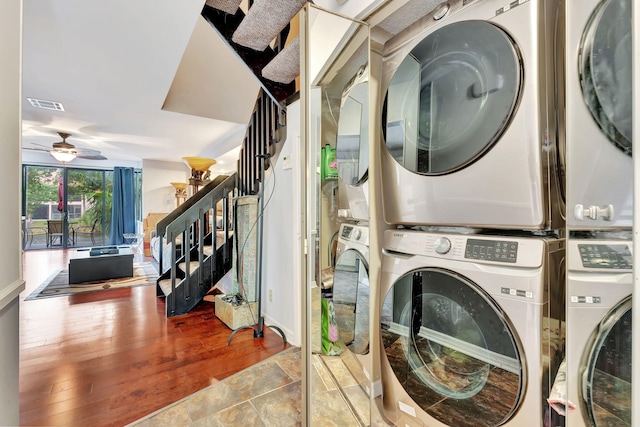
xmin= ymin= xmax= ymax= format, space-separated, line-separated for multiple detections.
xmin=263 ymin=313 xmax=296 ymax=346
xmin=0 ymin=279 xmax=25 ymax=311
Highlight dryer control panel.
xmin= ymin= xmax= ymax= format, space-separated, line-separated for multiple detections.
xmin=577 ymin=244 xmax=631 ymax=270
xmin=464 ymin=238 xmax=518 ymax=263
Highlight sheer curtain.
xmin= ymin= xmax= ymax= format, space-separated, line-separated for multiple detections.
xmin=109 ymin=167 xmax=136 ymax=245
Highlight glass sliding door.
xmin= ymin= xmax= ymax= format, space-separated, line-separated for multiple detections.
xmin=67 ymin=168 xmax=110 ymax=248
xmin=22 ymin=165 xmax=70 ymax=249
xmin=22 ymin=165 xmax=135 ymax=250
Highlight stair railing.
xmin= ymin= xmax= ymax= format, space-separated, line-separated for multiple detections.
xmin=156 ymin=173 xmax=236 ymax=316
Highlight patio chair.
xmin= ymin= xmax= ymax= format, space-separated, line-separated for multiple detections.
xmin=47 ymin=220 xmax=64 ymax=247
xmin=74 ymin=219 xmax=98 ymax=246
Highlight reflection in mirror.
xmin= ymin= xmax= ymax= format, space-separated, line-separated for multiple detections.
xmin=304 ymin=5 xmax=371 ymax=426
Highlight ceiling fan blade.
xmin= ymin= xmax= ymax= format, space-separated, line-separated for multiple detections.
xmin=76 ymin=153 xmax=107 ymax=160
xmin=23 ymin=146 xmax=50 ymax=153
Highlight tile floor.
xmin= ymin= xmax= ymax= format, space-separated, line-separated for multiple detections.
xmin=129 ymin=347 xmax=391 ymax=426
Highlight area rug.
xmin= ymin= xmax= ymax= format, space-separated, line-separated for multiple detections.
xmin=25 ymin=262 xmax=158 ymax=301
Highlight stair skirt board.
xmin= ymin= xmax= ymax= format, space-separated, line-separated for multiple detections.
xmin=231 ymin=0 xmax=306 ymax=51
xmin=262 ymin=36 xmax=300 ymax=84
xmin=204 ymin=0 xmax=241 ymax=15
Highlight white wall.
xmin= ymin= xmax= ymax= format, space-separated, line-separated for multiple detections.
xmin=141 ymin=159 xmax=190 ymax=216
xmin=262 ymin=101 xmax=301 ymax=346
xmin=0 ymin=0 xmax=25 ymax=423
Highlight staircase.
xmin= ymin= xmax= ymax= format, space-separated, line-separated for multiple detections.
xmin=201 ymin=0 xmax=306 ymax=106
xmin=155 ymin=1 xmax=295 ymax=318
xmin=155 ymin=174 xmax=236 ymax=317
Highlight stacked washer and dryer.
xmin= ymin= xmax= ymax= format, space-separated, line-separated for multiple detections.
xmin=565 ymin=0 xmax=633 ymax=425
xmin=330 ymin=64 xmax=376 ymax=401
xmin=372 ymin=0 xmax=566 ymax=426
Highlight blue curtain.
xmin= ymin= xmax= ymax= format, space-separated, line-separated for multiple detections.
xmin=109 ymin=167 xmax=136 ymax=245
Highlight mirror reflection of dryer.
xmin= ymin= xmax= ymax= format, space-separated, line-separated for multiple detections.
xmin=379 ymin=0 xmax=564 ymax=230
xmin=336 ymin=67 xmax=369 ymax=222
xmin=380 ymin=230 xmax=565 ymax=427
xmin=566 ymin=0 xmax=632 ymax=230
xmin=332 ymin=223 xmax=372 ymax=394
xmin=566 ymin=238 xmax=632 ymax=426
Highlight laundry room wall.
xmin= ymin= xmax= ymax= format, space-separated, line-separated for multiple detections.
xmin=0 ymin=0 xmax=23 ymax=423
xmin=262 ymin=100 xmax=301 ymax=346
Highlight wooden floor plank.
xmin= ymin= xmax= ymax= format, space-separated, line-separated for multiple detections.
xmin=20 ymin=249 xmax=290 ymax=426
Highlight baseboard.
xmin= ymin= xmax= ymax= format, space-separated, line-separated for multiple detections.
xmin=263 ymin=313 xmax=297 ymax=346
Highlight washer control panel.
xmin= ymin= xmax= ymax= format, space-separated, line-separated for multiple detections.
xmin=464 ymin=238 xmax=518 ymax=263
xmin=578 ymin=244 xmax=631 ymax=269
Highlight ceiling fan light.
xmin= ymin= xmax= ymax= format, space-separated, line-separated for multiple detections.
xmin=50 ymin=150 xmax=76 ymax=163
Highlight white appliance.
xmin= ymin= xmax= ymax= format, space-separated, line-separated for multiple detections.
xmin=565 ymin=0 xmax=632 ymax=229
xmin=378 ymin=0 xmax=564 ymax=230
xmin=336 ymin=68 xmax=369 ymax=222
xmin=566 ymin=238 xmax=632 ymax=426
xmin=379 ymin=229 xmax=564 ymax=426
xmin=332 ymin=223 xmax=373 ymax=394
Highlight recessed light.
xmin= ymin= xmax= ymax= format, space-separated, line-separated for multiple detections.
xmin=27 ymin=98 xmax=65 ymax=111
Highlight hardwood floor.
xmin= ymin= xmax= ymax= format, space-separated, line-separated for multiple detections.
xmin=19 ymin=249 xmax=290 ymax=427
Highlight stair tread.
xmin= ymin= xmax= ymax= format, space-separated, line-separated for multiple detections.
xmin=204 ymin=0 xmax=241 ymax=14
xmin=262 ymin=36 xmax=299 ymax=84
xmin=178 ymin=261 xmax=201 ymax=273
xmin=158 ymin=278 xmax=182 ymax=296
xmin=231 ymin=0 xmax=306 ymax=51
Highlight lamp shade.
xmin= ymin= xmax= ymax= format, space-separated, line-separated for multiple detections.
xmin=50 ymin=150 xmax=76 ymax=163
xmin=182 ymin=157 xmax=216 ymax=171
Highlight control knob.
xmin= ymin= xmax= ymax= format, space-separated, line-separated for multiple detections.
xmin=434 ymin=237 xmax=451 ymax=254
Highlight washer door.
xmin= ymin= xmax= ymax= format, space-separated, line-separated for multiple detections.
xmin=337 ymin=77 xmax=369 ymax=187
xmin=583 ymin=296 xmax=631 ymax=426
xmin=580 ymin=0 xmax=632 ymax=155
xmin=383 ymin=20 xmax=521 ymax=175
xmin=381 ymin=268 xmax=524 ymax=426
xmin=333 ymin=248 xmax=369 ymax=355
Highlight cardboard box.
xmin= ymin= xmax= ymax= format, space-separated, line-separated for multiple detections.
xmin=142 ymin=213 xmax=168 ymax=257
xmin=215 ymin=295 xmax=258 ymax=330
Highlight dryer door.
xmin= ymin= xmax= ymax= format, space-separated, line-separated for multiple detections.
xmin=381 ymin=268 xmax=524 ymax=426
xmin=333 ymin=248 xmax=369 ymax=355
xmin=582 ymin=296 xmax=631 ymax=426
xmin=383 ymin=20 xmax=521 ymax=175
xmin=580 ymin=0 xmax=632 ymax=155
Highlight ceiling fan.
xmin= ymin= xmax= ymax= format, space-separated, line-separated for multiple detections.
xmin=28 ymin=132 xmax=107 ymax=162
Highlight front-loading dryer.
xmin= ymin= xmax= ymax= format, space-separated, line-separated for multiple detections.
xmin=379 ymin=0 xmax=564 ymax=230
xmin=332 ymin=223 xmax=373 ymax=395
xmin=379 ymin=229 xmax=565 ymax=426
xmin=565 ymin=0 xmax=632 ymax=230
xmin=566 ymin=237 xmax=632 ymax=426
xmin=336 ymin=67 xmax=369 ymax=222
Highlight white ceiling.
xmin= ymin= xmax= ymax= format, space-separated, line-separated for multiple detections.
xmin=21 ymin=0 xmax=261 ymax=173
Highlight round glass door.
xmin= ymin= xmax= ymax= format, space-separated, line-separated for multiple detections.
xmin=380 ymin=269 xmax=523 ymax=426
xmin=333 ymin=248 xmax=369 ymax=355
xmin=583 ymin=296 xmax=631 ymax=426
xmin=580 ymin=0 xmax=632 ymax=155
xmin=337 ymin=75 xmax=369 ymax=186
xmin=383 ymin=20 xmax=521 ymax=175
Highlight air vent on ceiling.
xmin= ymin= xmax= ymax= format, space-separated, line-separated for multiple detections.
xmin=27 ymin=98 xmax=65 ymax=111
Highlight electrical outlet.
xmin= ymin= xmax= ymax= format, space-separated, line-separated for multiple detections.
xmin=269 ymin=289 xmax=273 ymax=302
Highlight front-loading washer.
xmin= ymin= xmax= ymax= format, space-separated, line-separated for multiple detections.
xmin=336 ymin=67 xmax=369 ymax=222
xmin=332 ymin=223 xmax=373 ymax=395
xmin=378 ymin=0 xmax=564 ymax=230
xmin=379 ymin=229 xmax=565 ymax=426
xmin=565 ymin=0 xmax=632 ymax=230
xmin=566 ymin=237 xmax=632 ymax=426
